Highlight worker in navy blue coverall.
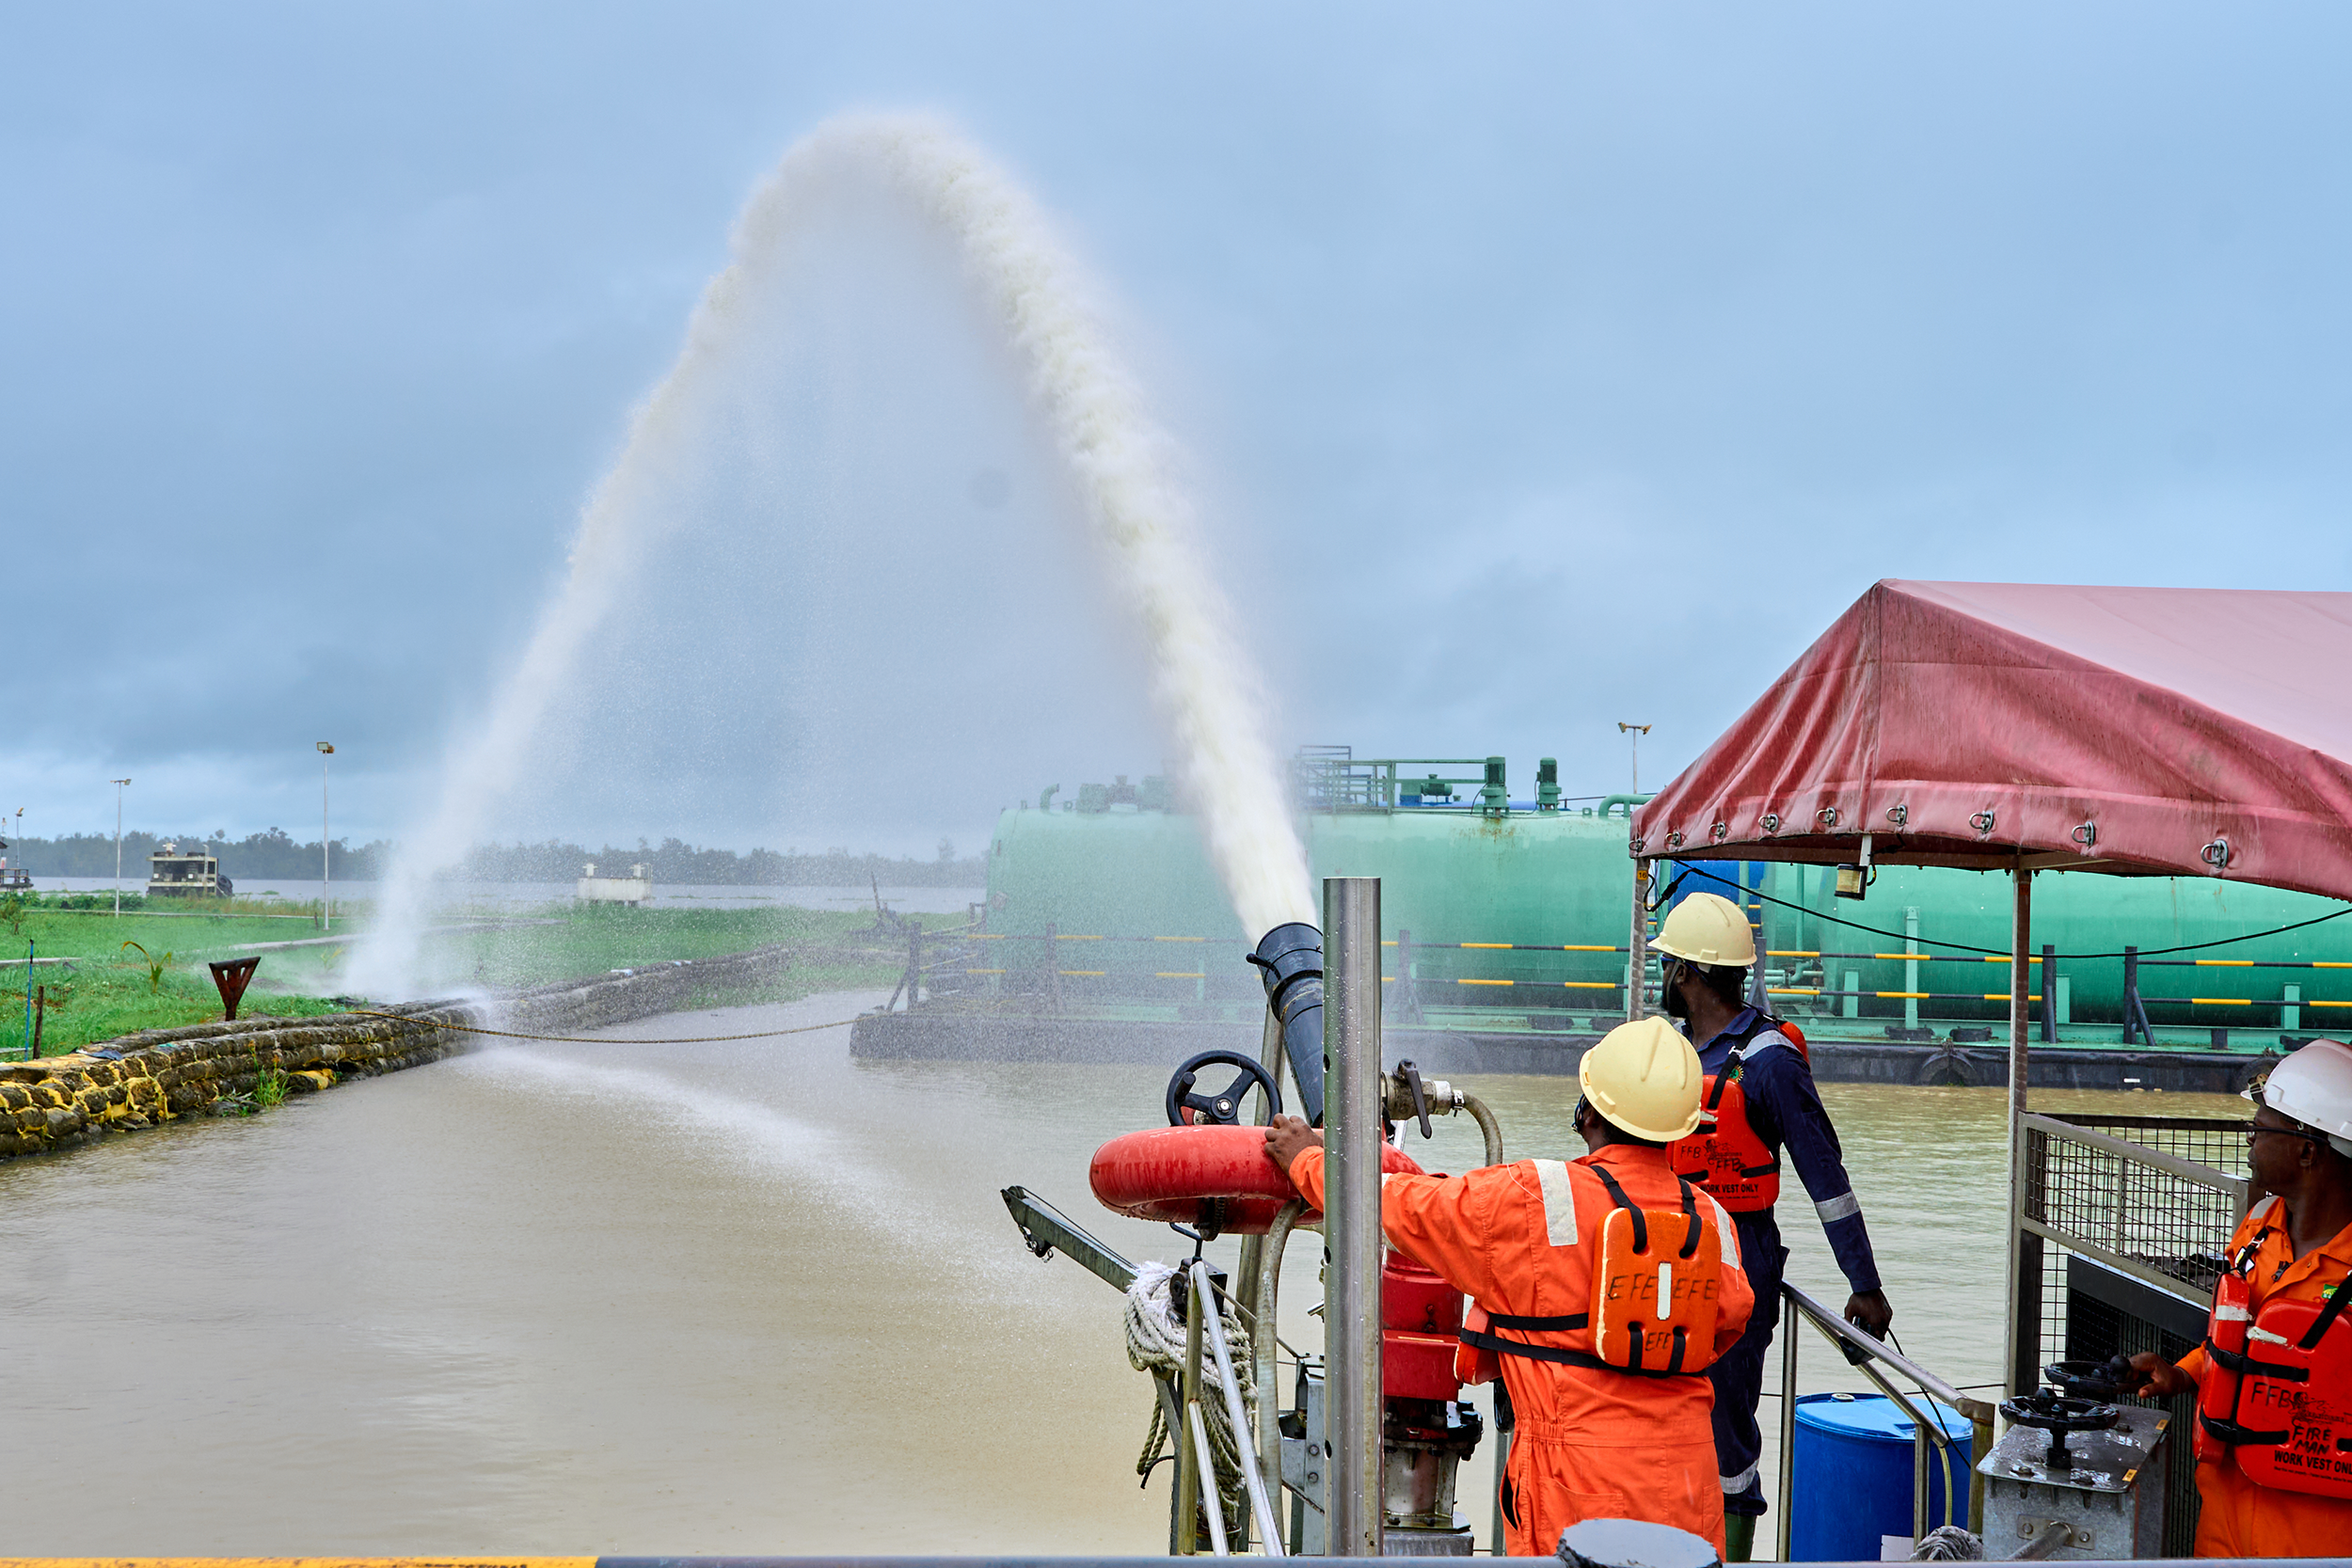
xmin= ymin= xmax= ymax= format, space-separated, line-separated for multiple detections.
xmin=1661 ymin=921 xmax=1893 ymax=1562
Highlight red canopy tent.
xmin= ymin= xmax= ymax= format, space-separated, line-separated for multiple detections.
xmin=1631 ymin=578 xmax=2352 ymax=897
xmin=1628 ymin=578 xmax=2352 ymax=1401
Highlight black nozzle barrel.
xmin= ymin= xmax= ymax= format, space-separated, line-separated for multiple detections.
xmin=1248 ymin=921 xmax=1327 ymax=1126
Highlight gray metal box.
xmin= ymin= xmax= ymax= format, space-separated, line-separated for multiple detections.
xmin=1978 ymin=1403 xmax=2171 ymax=1560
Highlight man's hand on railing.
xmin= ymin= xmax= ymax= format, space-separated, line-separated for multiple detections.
xmin=1844 ymin=1289 xmax=1894 ymax=1338
xmin=2125 ymin=1350 xmax=2196 ymax=1400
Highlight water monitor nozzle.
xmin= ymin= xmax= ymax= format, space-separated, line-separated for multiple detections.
xmin=1247 ymin=921 xmax=1327 ymax=1126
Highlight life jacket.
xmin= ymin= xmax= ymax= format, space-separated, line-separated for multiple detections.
xmin=1667 ymin=1013 xmax=1808 ymax=1213
xmin=1454 ymin=1164 xmax=1725 ymax=1386
xmin=2193 ymin=1196 xmax=2352 ymax=1499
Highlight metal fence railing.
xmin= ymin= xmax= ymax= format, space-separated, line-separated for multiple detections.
xmin=2020 ymin=1114 xmax=2249 ymax=1305
xmin=2013 ymin=1113 xmax=2249 ymax=1558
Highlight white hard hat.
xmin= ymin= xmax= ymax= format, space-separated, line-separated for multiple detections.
xmin=1580 ymin=1017 xmax=1705 ymax=1142
xmin=1653 ymin=890 xmax=1756 ymax=970
xmin=2252 ymin=1038 xmax=2352 ymax=1159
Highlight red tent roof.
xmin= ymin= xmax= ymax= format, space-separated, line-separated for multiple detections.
xmin=1631 ymin=579 xmax=2352 ymax=904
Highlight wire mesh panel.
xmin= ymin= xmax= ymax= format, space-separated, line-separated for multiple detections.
xmin=2020 ymin=1114 xmax=2249 ymax=1296
xmin=2018 ymin=1114 xmax=2248 ymax=1558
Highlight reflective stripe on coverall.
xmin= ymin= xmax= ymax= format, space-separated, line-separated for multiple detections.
xmin=1288 ymin=1141 xmax=1755 ymax=1556
xmin=1691 ymin=1011 xmax=1882 ymax=1513
xmin=2174 ymin=1201 xmax=2352 ymax=1557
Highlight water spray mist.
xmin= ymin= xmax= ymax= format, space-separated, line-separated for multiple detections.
xmin=356 ymin=115 xmax=1312 ymax=996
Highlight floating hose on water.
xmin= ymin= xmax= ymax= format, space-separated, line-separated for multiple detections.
xmin=1125 ymin=1259 xmax=1253 ymax=1545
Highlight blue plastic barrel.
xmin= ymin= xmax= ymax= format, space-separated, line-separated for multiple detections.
xmin=1788 ymin=1392 xmax=1971 ymax=1561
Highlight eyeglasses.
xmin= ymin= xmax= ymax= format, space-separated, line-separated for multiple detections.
xmin=2246 ymin=1123 xmax=2330 ymax=1147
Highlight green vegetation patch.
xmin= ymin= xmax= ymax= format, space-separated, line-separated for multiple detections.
xmin=0 ymin=895 xmax=922 ymax=1057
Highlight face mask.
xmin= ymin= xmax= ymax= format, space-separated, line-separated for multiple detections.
xmin=1661 ymin=960 xmax=1691 ymax=1020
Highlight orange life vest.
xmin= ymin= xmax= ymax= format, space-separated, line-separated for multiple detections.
xmin=1454 ymin=1164 xmax=1726 ymax=1385
xmin=1667 ymin=1015 xmax=1808 ymax=1213
xmin=2194 ymin=1199 xmax=2352 ymax=1499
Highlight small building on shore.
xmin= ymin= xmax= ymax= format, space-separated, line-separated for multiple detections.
xmin=148 ymin=842 xmax=232 ymax=898
xmin=577 ymin=863 xmax=654 ymax=907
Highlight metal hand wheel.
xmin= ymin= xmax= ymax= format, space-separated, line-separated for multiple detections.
xmin=1164 ymin=1049 xmax=1282 ymax=1127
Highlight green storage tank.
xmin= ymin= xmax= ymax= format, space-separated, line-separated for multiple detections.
xmin=979 ymin=776 xmax=2352 ymax=1035
xmin=1746 ymin=862 xmax=2352 ymax=1031
xmin=981 ymin=791 xmax=1642 ymax=1007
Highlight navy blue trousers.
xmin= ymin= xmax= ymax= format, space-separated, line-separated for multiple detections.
xmin=1709 ymin=1212 xmax=1787 ymax=1518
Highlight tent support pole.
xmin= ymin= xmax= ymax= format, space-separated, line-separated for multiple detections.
xmin=2003 ymin=862 xmax=2038 ymax=1400
xmin=1629 ymin=858 xmax=1650 ymax=1021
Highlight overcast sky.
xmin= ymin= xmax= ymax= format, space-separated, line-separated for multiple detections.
xmin=9 ymin=5 xmax=2351 ymax=857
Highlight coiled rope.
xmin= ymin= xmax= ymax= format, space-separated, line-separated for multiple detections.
xmin=348 ymin=1009 xmax=867 ymax=1044
xmin=1124 ymin=1260 xmax=1254 ymax=1544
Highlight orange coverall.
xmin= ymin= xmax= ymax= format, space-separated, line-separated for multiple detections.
xmin=1289 ymin=1141 xmax=1754 ymax=1555
xmin=2173 ymin=1200 xmax=2352 ymax=1558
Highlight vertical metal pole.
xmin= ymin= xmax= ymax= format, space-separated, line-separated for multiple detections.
xmin=1747 ymin=865 xmax=1771 ymax=1011
xmin=113 ymin=780 xmax=125 ymax=917
xmin=1324 ymin=875 xmax=1384 ymax=1559
xmin=1628 ymin=860 xmax=1650 ymax=1022
xmin=1179 ymin=1275 xmax=1204 ymax=1556
xmin=1775 ymin=1289 xmax=1799 ymax=1563
xmin=2041 ymin=942 xmax=2057 ymax=1043
xmin=2122 ymin=945 xmax=2141 ymax=1044
xmin=322 ymin=750 xmax=331 ymax=933
xmin=1969 ymin=1408 xmax=1994 ymax=1528
xmin=1913 ymin=1428 xmax=1930 ymax=1544
xmin=2002 ymin=863 xmax=2034 ymax=1402
xmin=1904 ymin=907 xmax=1921 ymax=1034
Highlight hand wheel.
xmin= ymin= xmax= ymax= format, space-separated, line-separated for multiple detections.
xmin=1165 ymin=1049 xmax=1283 ymax=1127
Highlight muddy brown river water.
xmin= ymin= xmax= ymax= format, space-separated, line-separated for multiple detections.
xmin=0 ymin=993 xmax=2246 ymax=1557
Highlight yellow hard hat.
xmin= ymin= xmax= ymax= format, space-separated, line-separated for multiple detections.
xmin=1578 ymin=1017 xmax=1705 ymax=1142
xmin=1653 ymin=890 xmax=1756 ymax=969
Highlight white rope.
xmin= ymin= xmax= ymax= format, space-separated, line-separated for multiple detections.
xmin=1125 ymin=1260 xmax=1255 ymax=1546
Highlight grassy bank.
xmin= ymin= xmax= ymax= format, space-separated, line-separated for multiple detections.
xmin=0 ymin=896 xmax=919 ymax=1056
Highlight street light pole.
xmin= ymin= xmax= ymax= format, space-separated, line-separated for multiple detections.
xmin=1616 ymin=721 xmax=1652 ymax=794
xmin=111 ymin=779 xmax=131 ymax=916
xmin=317 ymin=743 xmax=334 ymax=932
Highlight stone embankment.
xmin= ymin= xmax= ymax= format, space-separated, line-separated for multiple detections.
xmin=0 ymin=943 xmax=798 ymax=1162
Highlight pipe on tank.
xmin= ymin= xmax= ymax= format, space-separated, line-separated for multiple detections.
xmin=1248 ymin=922 xmax=1327 ymax=1127
xmin=1597 ymin=792 xmax=1654 ymax=820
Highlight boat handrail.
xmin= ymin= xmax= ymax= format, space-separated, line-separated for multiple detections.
xmin=1780 ymin=1282 xmax=1994 ymax=1420
xmin=1774 ymin=1281 xmax=1999 ymax=1562
xmin=1192 ymin=1259 xmax=1285 ymax=1556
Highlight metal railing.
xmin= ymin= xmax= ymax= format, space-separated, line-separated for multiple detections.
xmin=1772 ymin=1283 xmax=1998 ymax=1563
xmin=2011 ymin=1112 xmax=2248 ymax=1557
xmin=2017 ymin=1114 xmax=2249 ymax=1324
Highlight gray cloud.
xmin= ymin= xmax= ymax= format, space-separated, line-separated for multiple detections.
xmin=8 ymin=3 xmax=2349 ymax=851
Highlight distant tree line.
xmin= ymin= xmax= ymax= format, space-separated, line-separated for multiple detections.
xmin=3 ymin=832 xmax=986 ymax=887
xmin=5 ymin=830 xmax=391 ymax=880
xmin=449 ymin=835 xmax=986 ymax=886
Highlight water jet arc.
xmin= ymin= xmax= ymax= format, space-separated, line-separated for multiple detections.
xmin=358 ymin=114 xmax=1312 ymax=997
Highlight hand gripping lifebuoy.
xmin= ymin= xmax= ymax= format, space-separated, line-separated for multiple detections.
xmin=1089 ymin=1125 xmax=1424 ymax=1235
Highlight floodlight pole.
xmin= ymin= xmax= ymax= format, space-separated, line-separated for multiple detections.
xmin=1617 ymin=721 xmax=1651 ymax=793
xmin=318 ymin=743 xmax=335 ymax=931
xmin=110 ymin=779 xmax=131 ymax=916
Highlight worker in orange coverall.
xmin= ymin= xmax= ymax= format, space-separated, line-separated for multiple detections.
xmin=1265 ymin=1016 xmax=1754 ymax=1556
xmin=2129 ymin=1038 xmax=2352 ymax=1557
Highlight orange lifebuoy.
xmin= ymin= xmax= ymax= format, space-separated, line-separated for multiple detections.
xmin=1089 ymin=1125 xmax=1423 ymax=1234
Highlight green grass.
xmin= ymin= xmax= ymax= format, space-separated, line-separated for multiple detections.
xmin=1 ymin=950 xmax=356 ymax=1057
xmin=0 ymin=898 xmax=921 ymax=1057
xmin=436 ymin=902 xmax=897 ymax=989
